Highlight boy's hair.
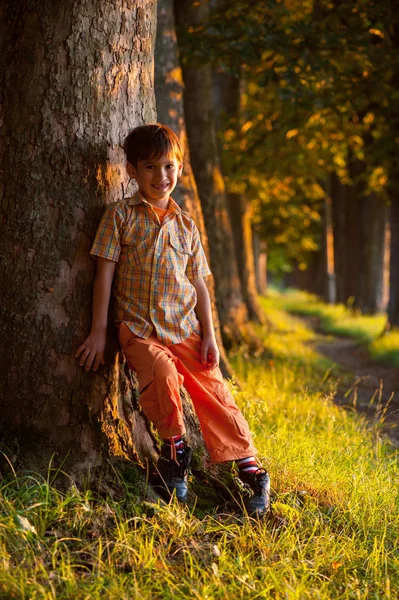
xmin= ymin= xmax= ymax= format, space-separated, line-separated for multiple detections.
xmin=123 ymin=123 xmax=184 ymax=167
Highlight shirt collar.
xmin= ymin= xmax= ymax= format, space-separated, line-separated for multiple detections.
xmin=127 ymin=190 xmax=183 ymax=214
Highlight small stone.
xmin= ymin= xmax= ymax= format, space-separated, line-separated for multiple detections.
xmin=16 ymin=515 xmax=37 ymax=534
xmin=212 ymin=544 xmax=221 ymax=557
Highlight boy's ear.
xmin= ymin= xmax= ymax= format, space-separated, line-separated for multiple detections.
xmin=126 ymin=161 xmax=137 ymax=179
xmin=178 ymin=163 xmax=183 ymax=177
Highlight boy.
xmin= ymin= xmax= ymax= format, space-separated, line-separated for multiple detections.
xmin=76 ymin=124 xmax=270 ymax=516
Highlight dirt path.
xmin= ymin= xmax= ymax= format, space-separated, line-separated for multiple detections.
xmin=304 ymin=316 xmax=399 ymax=447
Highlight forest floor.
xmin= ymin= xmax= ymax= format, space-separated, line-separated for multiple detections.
xmin=304 ymin=314 xmax=399 ymax=447
xmin=1 ymin=294 xmax=399 ymax=599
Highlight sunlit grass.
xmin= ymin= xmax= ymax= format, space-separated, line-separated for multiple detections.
xmin=1 ymin=299 xmax=398 ymax=599
xmin=370 ymin=328 xmax=399 ymax=367
xmin=269 ymin=288 xmax=399 ymax=368
xmin=271 ymin=288 xmax=387 ymax=342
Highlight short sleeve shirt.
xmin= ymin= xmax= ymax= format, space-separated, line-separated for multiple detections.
xmin=90 ymin=191 xmax=212 ymax=345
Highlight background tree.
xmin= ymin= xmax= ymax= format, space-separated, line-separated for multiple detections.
xmin=155 ymin=0 xmax=233 ymax=376
xmin=386 ymin=1 xmax=399 ymax=326
xmin=181 ymin=0 xmax=396 ymax=316
xmin=174 ymin=0 xmax=257 ymax=350
xmin=213 ymin=70 xmax=265 ymax=323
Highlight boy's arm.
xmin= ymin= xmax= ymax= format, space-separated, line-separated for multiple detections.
xmin=190 ymin=276 xmax=220 ymax=369
xmin=75 ymin=257 xmax=116 ymax=371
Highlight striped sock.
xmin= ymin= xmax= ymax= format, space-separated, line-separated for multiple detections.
xmin=236 ymin=456 xmax=258 ymax=474
xmin=163 ymin=436 xmax=185 ymax=460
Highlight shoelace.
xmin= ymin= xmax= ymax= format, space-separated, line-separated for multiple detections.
xmin=251 ymin=468 xmax=268 ymax=495
xmin=170 ymin=447 xmax=191 ymax=480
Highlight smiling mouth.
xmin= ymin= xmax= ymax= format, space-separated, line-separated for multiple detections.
xmin=152 ymin=183 xmax=169 ymax=190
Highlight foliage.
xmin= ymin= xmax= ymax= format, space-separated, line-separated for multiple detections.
xmin=178 ymin=0 xmax=399 ymax=274
xmin=1 ymin=299 xmax=399 ymax=598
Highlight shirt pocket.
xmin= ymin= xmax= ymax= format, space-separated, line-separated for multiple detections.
xmin=121 ymin=229 xmax=151 ymax=267
xmin=168 ymin=232 xmax=192 ymax=274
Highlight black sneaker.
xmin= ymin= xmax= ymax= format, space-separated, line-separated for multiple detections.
xmin=158 ymin=442 xmax=192 ymax=503
xmin=239 ymin=468 xmax=271 ymax=517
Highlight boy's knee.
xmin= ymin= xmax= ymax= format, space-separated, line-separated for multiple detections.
xmin=139 ymin=354 xmax=184 ymax=427
xmin=153 ymin=352 xmax=179 ymax=381
xmin=137 ymin=348 xmax=183 ymax=394
xmin=153 ymin=353 xmax=185 ymax=393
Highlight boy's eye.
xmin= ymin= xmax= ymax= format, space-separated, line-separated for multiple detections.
xmin=166 ymin=164 xmax=174 ymax=169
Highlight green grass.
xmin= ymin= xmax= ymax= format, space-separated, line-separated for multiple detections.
xmin=369 ymin=329 xmax=399 ymax=368
xmin=1 ymin=300 xmax=398 ymax=599
xmin=270 ymin=288 xmax=387 ymax=342
xmin=271 ymin=288 xmax=399 ymax=368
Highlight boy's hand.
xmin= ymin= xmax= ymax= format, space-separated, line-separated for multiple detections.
xmin=201 ymin=335 xmax=219 ymax=370
xmin=75 ymin=329 xmax=106 ymax=371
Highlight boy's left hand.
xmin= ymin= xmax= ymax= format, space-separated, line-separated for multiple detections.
xmin=201 ymin=335 xmax=220 ymax=370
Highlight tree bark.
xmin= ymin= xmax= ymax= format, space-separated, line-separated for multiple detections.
xmin=213 ymin=71 xmax=264 ymax=323
xmin=0 ymin=0 xmax=158 ymax=471
xmin=302 ymin=250 xmax=325 ymax=297
xmin=387 ymin=6 xmax=399 ymax=326
xmin=252 ymin=229 xmax=267 ymax=295
xmin=388 ymin=199 xmax=399 ymax=325
xmin=174 ymin=0 xmax=251 ymax=349
xmin=357 ymin=193 xmax=387 ymax=314
xmin=322 ymin=182 xmax=337 ymax=304
xmin=331 ymin=172 xmax=361 ymax=305
xmin=154 ymin=0 xmax=233 ymax=377
xmin=227 ymin=193 xmax=265 ymax=321
xmin=331 ymin=164 xmax=386 ymax=314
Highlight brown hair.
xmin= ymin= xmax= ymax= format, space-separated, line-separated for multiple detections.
xmin=123 ymin=123 xmax=184 ymax=167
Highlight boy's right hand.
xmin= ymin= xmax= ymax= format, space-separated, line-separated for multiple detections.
xmin=75 ymin=329 xmax=106 ymax=371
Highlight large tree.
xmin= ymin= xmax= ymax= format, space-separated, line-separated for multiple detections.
xmin=387 ymin=3 xmax=399 ymax=326
xmin=331 ymin=163 xmax=387 ymax=314
xmin=213 ymin=71 xmax=265 ymax=323
xmin=174 ymin=0 xmax=254 ymax=350
xmin=0 ymin=0 xmax=159 ymax=470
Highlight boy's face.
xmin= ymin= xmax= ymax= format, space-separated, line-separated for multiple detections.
xmin=127 ymin=154 xmax=182 ymax=205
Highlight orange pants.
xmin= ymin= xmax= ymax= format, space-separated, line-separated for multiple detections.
xmin=118 ymin=323 xmax=256 ymax=463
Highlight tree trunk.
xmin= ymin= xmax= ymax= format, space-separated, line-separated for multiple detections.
xmin=331 ymin=164 xmax=386 ymax=313
xmin=382 ymin=218 xmax=390 ymax=312
xmin=228 ymin=194 xmax=265 ymax=321
xmin=174 ymin=0 xmax=251 ymax=349
xmin=387 ymin=6 xmax=399 ymax=326
xmin=213 ymin=71 xmax=264 ymax=323
xmin=322 ymin=182 xmax=337 ymax=304
xmin=303 ymin=249 xmax=325 ymax=297
xmin=388 ymin=198 xmax=399 ymax=325
xmin=252 ymin=229 xmax=267 ymax=295
xmin=348 ymin=158 xmax=386 ymax=314
xmin=357 ymin=193 xmax=387 ymax=314
xmin=0 ymin=0 xmax=158 ymax=471
xmin=154 ymin=0 xmax=233 ymax=377
xmin=330 ymin=173 xmax=346 ymax=303
xmin=331 ymin=172 xmax=361 ymax=305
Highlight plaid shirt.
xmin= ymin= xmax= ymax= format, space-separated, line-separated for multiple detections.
xmin=90 ymin=191 xmax=212 ymax=345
